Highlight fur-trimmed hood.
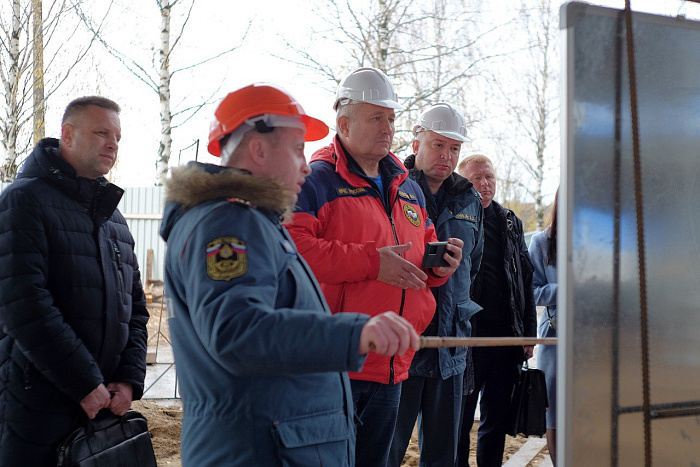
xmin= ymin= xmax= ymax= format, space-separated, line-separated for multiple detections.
xmin=164 ymin=162 xmax=290 ymax=211
xmin=160 ymin=162 xmax=292 ymax=241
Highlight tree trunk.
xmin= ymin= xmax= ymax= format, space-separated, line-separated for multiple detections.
xmin=156 ymin=0 xmax=173 ymax=183
xmin=33 ymin=0 xmax=45 ymax=146
xmin=1 ymin=0 xmax=21 ymax=181
xmin=376 ymin=0 xmax=389 ymax=70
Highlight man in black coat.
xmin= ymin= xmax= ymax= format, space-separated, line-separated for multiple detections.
xmin=0 ymin=96 xmax=149 ymax=466
xmin=456 ymin=154 xmax=537 ymax=467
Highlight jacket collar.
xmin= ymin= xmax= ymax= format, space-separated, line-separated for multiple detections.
xmin=163 ymin=162 xmax=291 ymax=216
xmin=490 ymin=200 xmax=518 ymax=232
xmin=18 ymin=138 xmax=123 ymax=224
xmin=403 ymin=153 xmax=474 ymax=197
xmin=311 ymin=134 xmax=408 ymax=189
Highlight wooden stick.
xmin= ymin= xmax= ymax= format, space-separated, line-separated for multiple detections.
xmin=420 ymin=336 xmax=558 ymax=348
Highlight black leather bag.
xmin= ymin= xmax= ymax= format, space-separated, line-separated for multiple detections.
xmin=57 ymin=410 xmax=157 ymax=467
xmin=508 ymin=363 xmax=548 ymax=437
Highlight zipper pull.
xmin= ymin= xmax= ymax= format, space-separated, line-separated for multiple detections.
xmin=112 ymin=241 xmax=123 ymax=269
xmin=24 ymin=365 xmax=32 ymax=390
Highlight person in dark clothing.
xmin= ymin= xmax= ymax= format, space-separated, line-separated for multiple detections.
xmin=456 ymin=154 xmax=537 ymax=467
xmin=0 ymin=96 xmax=150 ymax=466
xmin=389 ymin=103 xmax=483 ymax=467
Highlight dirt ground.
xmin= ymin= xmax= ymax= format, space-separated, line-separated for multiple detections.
xmin=133 ymin=399 xmax=548 ymax=467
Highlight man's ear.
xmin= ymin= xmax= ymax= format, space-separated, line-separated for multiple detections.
xmin=247 ymin=135 xmax=268 ymax=167
xmin=337 ymin=116 xmax=350 ymax=138
xmin=61 ymin=123 xmax=74 ymax=147
xmin=411 ymin=139 xmax=420 ymax=155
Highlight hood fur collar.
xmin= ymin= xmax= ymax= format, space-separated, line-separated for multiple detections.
xmin=164 ymin=163 xmax=292 ymax=218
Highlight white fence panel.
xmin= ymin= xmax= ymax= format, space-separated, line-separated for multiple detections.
xmin=119 ymin=186 xmax=166 ymax=282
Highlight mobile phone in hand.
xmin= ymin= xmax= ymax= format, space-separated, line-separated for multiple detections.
xmin=421 ymin=241 xmax=450 ymax=268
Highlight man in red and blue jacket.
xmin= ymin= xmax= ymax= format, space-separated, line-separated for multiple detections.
xmin=288 ymin=67 xmax=464 ymax=466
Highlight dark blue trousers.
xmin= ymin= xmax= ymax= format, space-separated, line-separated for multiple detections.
xmin=351 ymin=380 xmax=402 ymax=467
xmin=388 ymin=373 xmax=464 ymax=467
xmin=457 ymin=346 xmax=520 ymax=467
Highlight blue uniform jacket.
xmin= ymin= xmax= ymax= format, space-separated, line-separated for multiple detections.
xmin=159 ymin=163 xmax=369 ymax=466
xmin=404 ymin=155 xmax=484 ymax=381
xmin=528 ymin=229 xmax=558 ymax=427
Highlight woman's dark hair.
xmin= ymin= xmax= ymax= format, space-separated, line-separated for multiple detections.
xmin=546 ymin=188 xmax=558 ymax=266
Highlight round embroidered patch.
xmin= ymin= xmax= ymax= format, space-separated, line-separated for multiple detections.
xmin=403 ymin=203 xmax=421 ymax=227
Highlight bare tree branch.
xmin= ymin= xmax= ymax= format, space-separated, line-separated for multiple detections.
xmin=72 ymin=1 xmax=159 ymax=92
xmin=172 ymin=21 xmax=250 ymax=76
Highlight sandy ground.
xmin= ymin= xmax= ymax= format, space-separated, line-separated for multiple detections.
xmin=133 ymin=399 xmax=548 ymax=467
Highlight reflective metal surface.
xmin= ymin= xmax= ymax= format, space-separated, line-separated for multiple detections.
xmin=561 ymin=3 xmax=700 ymax=465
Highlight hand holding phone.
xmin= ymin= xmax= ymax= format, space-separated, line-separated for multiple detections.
xmin=421 ymin=241 xmax=451 ymax=268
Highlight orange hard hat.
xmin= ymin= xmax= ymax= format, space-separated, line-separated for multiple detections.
xmin=208 ymin=83 xmax=329 ymax=157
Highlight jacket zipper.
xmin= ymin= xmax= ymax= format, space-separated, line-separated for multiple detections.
xmin=368 ymin=173 xmax=406 ymax=385
xmin=112 ymin=240 xmax=123 ymax=270
xmin=504 ymin=212 xmax=525 ymax=335
xmin=387 ymin=199 xmax=405 ymax=385
xmin=23 ymin=360 xmax=33 ymax=389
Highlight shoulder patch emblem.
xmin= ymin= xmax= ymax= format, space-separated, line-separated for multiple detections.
xmin=206 ymin=236 xmax=247 ymax=281
xmin=403 ymin=203 xmax=421 ymax=227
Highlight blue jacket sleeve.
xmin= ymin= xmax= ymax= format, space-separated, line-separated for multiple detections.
xmin=172 ymin=204 xmax=368 ymax=376
xmin=528 ymin=231 xmax=558 ymax=307
xmin=518 ymin=218 xmax=537 ymax=338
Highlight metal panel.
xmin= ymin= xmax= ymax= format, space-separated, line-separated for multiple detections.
xmin=561 ymin=3 xmax=700 ymax=465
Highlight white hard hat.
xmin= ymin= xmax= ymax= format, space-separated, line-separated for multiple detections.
xmin=333 ymin=67 xmax=404 ymax=111
xmin=412 ymin=103 xmax=468 ymax=142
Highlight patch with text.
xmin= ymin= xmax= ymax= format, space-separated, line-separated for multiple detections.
xmin=455 ymin=213 xmax=477 ymax=222
xmin=398 ymin=190 xmax=417 ymax=201
xmin=336 ymin=187 xmax=369 ymax=196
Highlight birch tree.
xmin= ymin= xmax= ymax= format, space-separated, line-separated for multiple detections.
xmin=0 ymin=0 xmax=101 ymax=182
xmin=0 ymin=1 xmax=24 ymax=181
xmin=32 ymin=0 xmax=43 ymax=144
xmin=76 ymin=0 xmax=248 ymax=182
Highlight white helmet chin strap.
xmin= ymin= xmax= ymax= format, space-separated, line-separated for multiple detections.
xmin=220 ymin=114 xmax=307 ymax=162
